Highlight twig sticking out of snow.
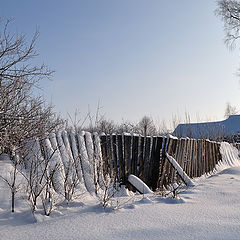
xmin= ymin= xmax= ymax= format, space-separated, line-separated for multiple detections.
xmin=166 ymin=153 xmax=194 ymax=187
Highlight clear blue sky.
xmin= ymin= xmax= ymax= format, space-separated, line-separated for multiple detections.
xmin=2 ymin=0 xmax=240 ymax=129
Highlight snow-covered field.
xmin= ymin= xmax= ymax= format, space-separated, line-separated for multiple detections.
xmin=1 ymin=143 xmax=240 ymax=240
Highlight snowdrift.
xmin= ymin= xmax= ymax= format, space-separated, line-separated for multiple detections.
xmin=218 ymin=142 xmax=240 ymax=169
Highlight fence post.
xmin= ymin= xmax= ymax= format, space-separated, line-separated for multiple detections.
xmin=151 ymin=136 xmax=163 ymax=191
xmin=124 ymin=134 xmax=132 ymax=181
xmin=131 ymin=135 xmax=139 ymax=176
xmin=159 ymin=137 xmax=173 ymax=188
xmin=106 ymin=135 xmax=113 ymax=178
xmin=138 ymin=136 xmax=145 ymax=178
xmin=143 ymin=136 xmax=151 ymax=185
xmin=100 ymin=134 xmax=108 ymax=176
xmin=117 ymin=134 xmax=124 ymax=183
xmin=111 ymin=134 xmax=118 ymax=183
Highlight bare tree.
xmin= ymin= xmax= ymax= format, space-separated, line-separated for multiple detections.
xmin=19 ymin=139 xmax=63 ymax=214
xmin=137 ymin=116 xmax=157 ymax=137
xmin=95 ymin=119 xmax=117 ymax=134
xmin=40 ymin=161 xmax=61 ymax=216
xmin=117 ymin=120 xmax=137 ymax=134
xmin=0 ymin=152 xmax=23 ymax=212
xmin=66 ymin=102 xmax=116 ymax=134
xmin=158 ymin=119 xmax=170 ymax=135
xmin=216 ymin=0 xmax=240 ymax=48
xmin=224 ymin=102 xmax=238 ymax=118
xmin=0 ymin=18 xmax=62 ymax=213
xmin=21 ymin=145 xmax=49 ymax=212
xmin=0 ymin=18 xmax=62 ymax=155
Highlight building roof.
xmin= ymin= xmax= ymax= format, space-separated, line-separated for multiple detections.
xmin=172 ymin=115 xmax=240 ymax=140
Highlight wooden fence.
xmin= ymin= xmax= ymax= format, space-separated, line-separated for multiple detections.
xmin=99 ymin=134 xmax=222 ymax=190
xmin=33 ymin=131 xmax=222 ymax=193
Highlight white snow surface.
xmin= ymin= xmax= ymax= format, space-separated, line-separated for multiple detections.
xmin=1 ymin=165 xmax=240 ymax=239
xmin=1 ymin=142 xmax=240 ymax=240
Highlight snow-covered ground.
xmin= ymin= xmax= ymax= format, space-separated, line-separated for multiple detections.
xmin=1 ymin=143 xmax=240 ymax=240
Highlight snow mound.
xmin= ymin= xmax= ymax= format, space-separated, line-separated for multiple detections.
xmin=218 ymin=166 xmax=240 ymax=176
xmin=214 ymin=142 xmax=240 ymax=174
xmin=128 ymin=175 xmax=153 ymax=194
xmin=135 ymin=197 xmax=154 ymax=204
